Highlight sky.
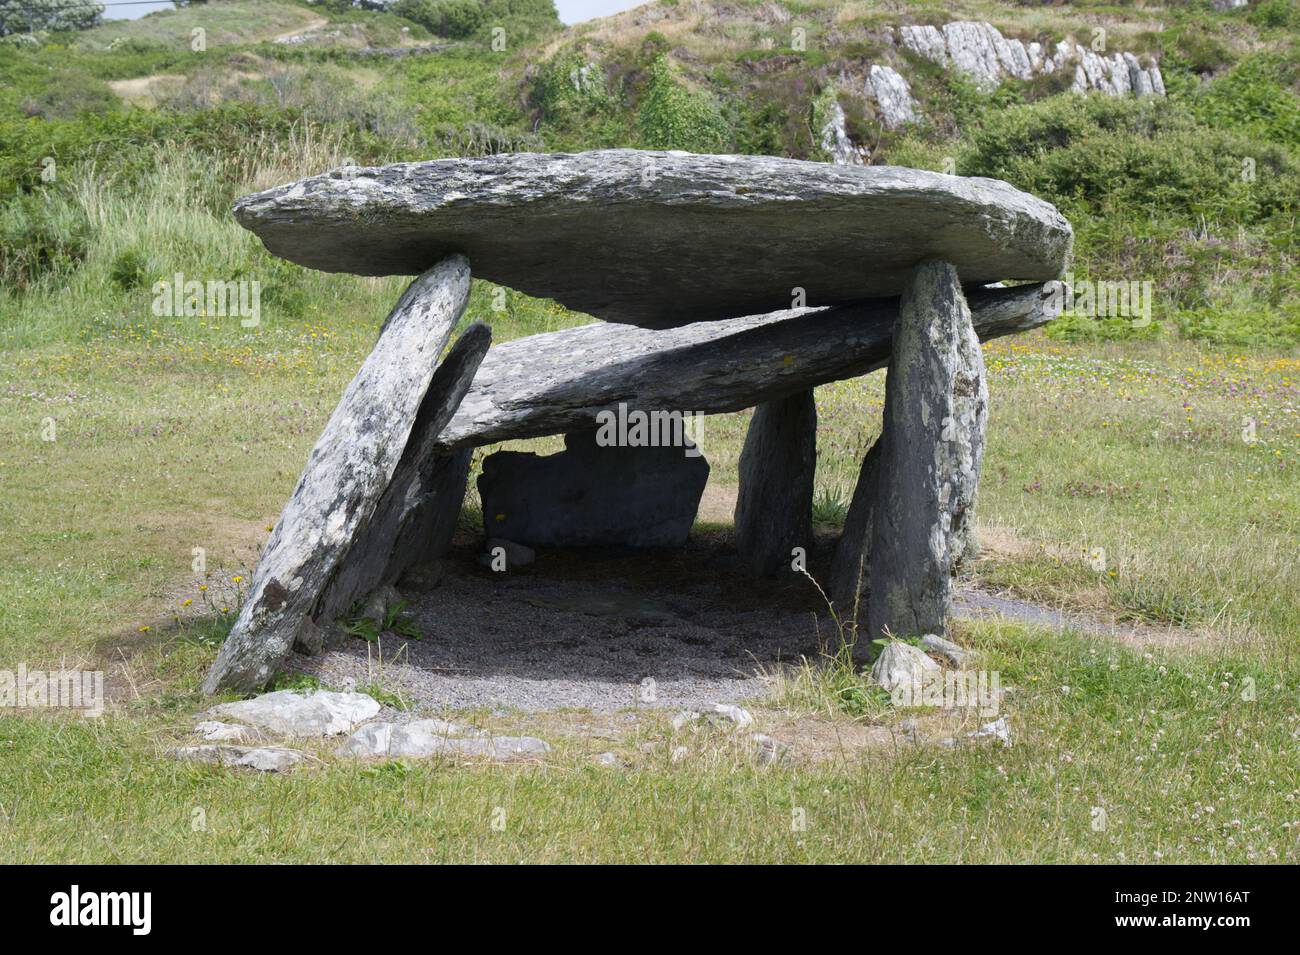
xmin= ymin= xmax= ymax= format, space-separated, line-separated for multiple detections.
xmin=104 ymin=0 xmax=648 ymax=24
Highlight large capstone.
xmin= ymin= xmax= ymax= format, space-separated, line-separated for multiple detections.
xmin=203 ymin=256 xmax=472 ymax=694
xmin=234 ymin=150 xmax=1073 ymax=329
xmin=477 ymin=429 xmax=709 ymax=549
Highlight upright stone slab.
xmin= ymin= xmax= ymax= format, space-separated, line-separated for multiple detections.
xmin=827 ymin=437 xmax=881 ymax=613
xmin=734 ymin=390 xmax=816 ymax=577
xmin=478 ymin=429 xmax=709 ymax=549
xmin=866 ymin=261 xmax=971 ymax=642
xmin=315 ymin=322 xmax=491 ymax=622
xmin=948 ymin=312 xmax=989 ymax=571
xmin=829 ymin=309 xmax=988 ymax=610
xmin=203 ymin=256 xmax=472 ymax=694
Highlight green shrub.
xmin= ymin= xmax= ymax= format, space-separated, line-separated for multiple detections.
xmin=1247 ymin=0 xmax=1300 ymax=29
xmin=636 ymin=54 xmax=729 ymax=152
xmin=0 ymin=190 xmax=91 ymax=291
xmin=391 ymin=0 xmax=485 ymax=38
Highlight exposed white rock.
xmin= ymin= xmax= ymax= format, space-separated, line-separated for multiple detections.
xmin=969 ymin=717 xmax=1012 ymax=746
xmin=675 ymin=704 xmax=755 ymax=729
xmin=671 ymin=710 xmax=700 ymax=731
xmin=707 ymin=703 xmax=755 ymax=728
xmin=920 ymin=633 xmax=972 ymax=668
xmin=593 ymin=751 xmax=621 ymax=767
xmin=335 ymin=720 xmax=548 ymax=759
xmin=206 ymin=689 xmax=381 ymax=738
xmin=899 ymin=24 xmax=947 ymax=66
xmin=898 ymin=21 xmax=1164 ymax=98
xmin=871 ymin=641 xmax=940 ymax=694
xmin=868 ymin=64 xmax=918 ymax=129
xmin=670 ymin=745 xmax=689 ymax=763
xmin=818 ymin=97 xmax=867 ymax=165
xmin=168 ymin=744 xmax=314 ymax=772
xmin=193 ymin=720 xmax=264 ymax=743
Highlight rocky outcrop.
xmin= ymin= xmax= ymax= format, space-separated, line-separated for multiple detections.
xmin=868 ymin=64 xmax=919 ymax=129
xmin=234 ymin=151 xmax=1072 ymax=328
xmin=437 ymin=281 xmax=1064 ymax=452
xmin=203 ymin=257 xmax=472 ymax=694
xmin=899 ymin=21 xmax=1164 ymax=97
xmin=477 ymin=429 xmax=709 ymax=549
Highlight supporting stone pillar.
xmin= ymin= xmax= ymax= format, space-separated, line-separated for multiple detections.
xmin=734 ymin=389 xmax=817 ymax=577
xmin=829 ymin=302 xmax=988 ymax=612
xmin=948 ymin=312 xmax=988 ymax=572
xmin=866 ymin=260 xmax=974 ymax=642
xmin=203 ymin=256 xmax=473 ymax=694
xmin=827 ymin=437 xmax=880 ymax=612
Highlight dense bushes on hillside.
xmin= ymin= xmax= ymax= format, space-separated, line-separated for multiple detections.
xmin=0 ymin=0 xmax=102 ymax=37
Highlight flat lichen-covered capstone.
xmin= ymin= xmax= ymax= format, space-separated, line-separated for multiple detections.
xmin=233 ymin=150 xmax=1073 ymax=329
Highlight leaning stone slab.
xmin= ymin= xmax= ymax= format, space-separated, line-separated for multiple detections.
xmin=205 ymin=690 xmax=381 ymax=737
xmin=203 ymin=256 xmax=472 ymax=694
xmin=234 ymin=150 xmax=1072 ymax=328
xmin=168 ymin=745 xmax=315 ymax=773
xmin=316 ymin=322 xmax=491 ymax=621
xmin=438 ymin=281 xmax=1062 ymax=452
xmin=478 ymin=429 xmax=709 ymax=549
xmin=867 ymin=261 xmax=971 ymax=640
xmin=734 ymin=389 xmax=816 ymax=577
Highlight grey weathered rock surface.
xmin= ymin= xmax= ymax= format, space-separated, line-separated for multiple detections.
xmin=866 ymin=261 xmax=970 ymax=640
xmin=948 ymin=309 xmax=989 ymax=570
xmin=335 ymin=720 xmax=550 ymax=759
xmin=203 ymin=257 xmax=471 ymax=693
xmin=827 ymin=437 xmax=881 ymax=613
xmin=478 ymin=429 xmax=709 ymax=548
xmin=827 ymin=284 xmax=988 ymax=613
xmin=920 ymin=633 xmax=971 ymax=668
xmin=234 ymin=150 xmax=1071 ymax=328
xmin=734 ymin=390 xmax=816 ymax=577
xmin=316 ymin=323 xmax=490 ymax=620
xmin=193 ymin=720 xmax=265 ymax=743
xmin=871 ymin=641 xmax=940 ymax=694
xmin=205 ymin=689 xmax=381 ymax=737
xmin=899 ymin=21 xmax=1164 ymax=97
xmin=868 ymin=64 xmax=919 ymax=128
xmin=167 ymin=744 xmax=314 ymax=772
xmin=438 ymin=281 xmax=1063 ymax=452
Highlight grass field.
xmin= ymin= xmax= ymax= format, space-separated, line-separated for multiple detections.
xmin=2 ymin=144 xmax=1298 ymax=863
xmin=2 ymin=0 xmax=1299 ymax=863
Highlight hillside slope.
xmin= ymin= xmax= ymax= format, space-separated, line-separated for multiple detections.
xmin=2 ymin=0 xmax=1298 ymax=345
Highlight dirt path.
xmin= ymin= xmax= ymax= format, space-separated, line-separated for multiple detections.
xmin=271 ymin=15 xmax=329 ymax=44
